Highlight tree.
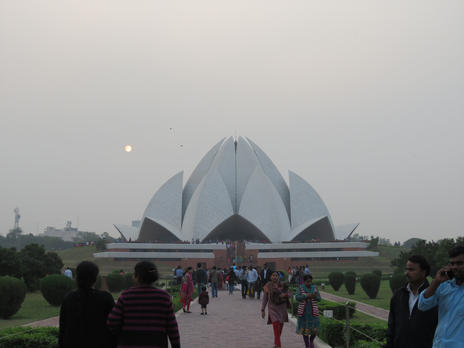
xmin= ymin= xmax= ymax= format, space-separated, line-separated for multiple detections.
xmin=18 ymin=244 xmax=63 ymax=291
xmin=95 ymin=238 xmax=107 ymax=251
xmin=0 ymin=247 xmax=22 ymax=278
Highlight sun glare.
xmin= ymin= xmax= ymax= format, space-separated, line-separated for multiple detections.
xmin=124 ymin=145 xmax=133 ymax=153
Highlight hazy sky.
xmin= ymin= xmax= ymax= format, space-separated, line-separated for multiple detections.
xmin=1 ymin=1 xmax=463 ymax=243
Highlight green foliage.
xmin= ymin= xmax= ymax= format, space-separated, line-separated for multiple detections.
xmin=73 ymin=232 xmax=101 ymax=243
xmin=0 ymin=327 xmax=58 ymax=348
xmin=319 ymin=315 xmax=386 ymax=347
xmin=123 ymin=273 xmax=134 ymax=289
xmin=95 ymin=238 xmax=107 ymax=251
xmin=0 ymin=276 xmax=27 ymax=319
xmin=373 ymin=269 xmax=382 ymax=278
xmin=344 ymin=271 xmax=357 ymax=295
xmin=328 ymin=272 xmax=344 ymax=291
xmin=391 ymin=237 xmax=464 ymax=276
xmin=360 ymin=273 xmax=381 ymax=299
xmin=95 ymin=275 xmax=102 ymax=290
xmin=18 ymin=244 xmax=64 ymax=291
xmin=368 ymin=237 xmax=379 ymax=250
xmin=318 ymin=299 xmax=356 ymax=320
xmin=389 ymin=273 xmax=407 ymax=294
xmin=40 ymin=275 xmax=75 ymax=306
xmin=0 ymin=247 xmax=21 ymax=278
xmin=0 ymin=234 xmax=74 ymax=251
xmin=106 ymin=272 xmax=125 ymax=292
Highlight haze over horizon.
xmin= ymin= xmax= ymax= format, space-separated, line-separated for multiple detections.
xmin=1 ymin=1 xmax=463 ymax=243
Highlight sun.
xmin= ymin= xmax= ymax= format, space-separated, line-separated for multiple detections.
xmin=124 ymin=145 xmax=133 ymax=153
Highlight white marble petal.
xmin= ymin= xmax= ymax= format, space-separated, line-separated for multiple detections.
xmin=246 ymin=137 xmax=290 ymax=218
xmin=182 ymin=138 xmax=224 ymax=217
xmin=181 ymin=169 xmax=234 ymax=242
xmin=235 ymin=136 xmax=259 ymax=211
xmin=239 ymin=166 xmax=291 ymax=242
xmin=140 ymin=171 xmax=183 ymax=240
xmin=289 ymin=170 xmax=335 ymax=234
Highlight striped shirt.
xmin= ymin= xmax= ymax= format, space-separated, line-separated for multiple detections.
xmin=107 ymin=286 xmax=180 ymax=348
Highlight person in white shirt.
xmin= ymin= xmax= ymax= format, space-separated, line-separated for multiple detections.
xmin=64 ymin=267 xmax=73 ymax=279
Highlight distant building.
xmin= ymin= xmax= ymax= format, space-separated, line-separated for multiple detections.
xmin=43 ymin=221 xmax=87 ymax=242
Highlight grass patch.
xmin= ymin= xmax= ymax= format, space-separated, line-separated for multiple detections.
xmin=323 ymin=279 xmax=392 ymax=310
xmin=0 ymin=292 xmax=59 ymax=329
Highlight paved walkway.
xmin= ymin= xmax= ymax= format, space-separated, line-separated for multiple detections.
xmin=25 ymin=289 xmax=330 ymax=347
xmin=320 ymin=291 xmax=389 ymax=321
xmin=176 ymin=290 xmax=330 ymax=348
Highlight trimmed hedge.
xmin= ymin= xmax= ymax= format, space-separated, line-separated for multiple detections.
xmin=40 ymin=274 xmax=75 ymax=306
xmin=360 ymin=273 xmax=381 ymax=299
xmin=106 ymin=272 xmax=125 ymax=293
xmin=318 ymin=299 xmax=356 ymax=320
xmin=328 ymin=272 xmax=344 ymax=291
xmin=0 ymin=327 xmax=58 ymax=348
xmin=344 ymin=272 xmax=357 ymax=295
xmin=318 ymin=316 xmax=386 ymax=347
xmin=389 ymin=274 xmax=407 ymax=294
xmin=123 ymin=273 xmax=134 ymax=289
xmin=0 ymin=276 xmax=27 ymax=319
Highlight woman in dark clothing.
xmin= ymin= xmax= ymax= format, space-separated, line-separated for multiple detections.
xmin=107 ymin=261 xmax=181 ymax=348
xmin=59 ymin=261 xmax=116 ymax=348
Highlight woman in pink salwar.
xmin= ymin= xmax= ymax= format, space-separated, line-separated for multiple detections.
xmin=180 ymin=267 xmax=194 ymax=313
xmin=261 ymin=271 xmax=291 ymax=348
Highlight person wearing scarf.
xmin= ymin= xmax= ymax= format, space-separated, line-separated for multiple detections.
xmin=261 ymin=271 xmax=291 ymax=348
xmin=295 ymin=274 xmax=321 ymax=348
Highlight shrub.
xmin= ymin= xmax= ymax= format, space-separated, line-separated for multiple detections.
xmin=360 ymin=273 xmax=381 ymax=299
xmin=389 ymin=273 xmax=407 ymax=294
xmin=319 ymin=299 xmax=356 ymax=320
xmin=344 ymin=272 xmax=357 ymax=295
xmin=318 ymin=316 xmax=387 ymax=347
xmin=123 ymin=273 xmax=134 ymax=289
xmin=40 ymin=274 xmax=75 ymax=306
xmin=328 ymin=272 xmax=344 ymax=291
xmin=373 ymin=269 xmax=382 ymax=278
xmin=0 ymin=276 xmax=27 ymax=319
xmin=95 ymin=275 xmax=102 ymax=290
xmin=0 ymin=327 xmax=58 ymax=348
xmin=106 ymin=272 xmax=125 ymax=293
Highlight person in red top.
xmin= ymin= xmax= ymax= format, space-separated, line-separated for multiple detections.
xmin=261 ymin=271 xmax=291 ymax=348
xmin=180 ymin=267 xmax=194 ymax=313
xmin=107 ymin=261 xmax=180 ymax=348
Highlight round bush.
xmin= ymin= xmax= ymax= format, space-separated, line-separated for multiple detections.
xmin=389 ymin=273 xmax=407 ymax=294
xmin=124 ymin=273 xmax=134 ymax=289
xmin=95 ymin=275 xmax=102 ymax=290
xmin=106 ymin=272 xmax=125 ymax=292
xmin=373 ymin=269 xmax=382 ymax=278
xmin=0 ymin=276 xmax=27 ymax=319
xmin=40 ymin=274 xmax=75 ymax=306
xmin=344 ymin=272 xmax=356 ymax=295
xmin=360 ymin=273 xmax=381 ymax=299
xmin=328 ymin=272 xmax=344 ymax=291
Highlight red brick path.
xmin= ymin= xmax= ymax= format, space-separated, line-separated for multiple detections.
xmin=25 ymin=289 xmax=331 ymax=348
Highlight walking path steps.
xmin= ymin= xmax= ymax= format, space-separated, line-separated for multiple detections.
xmin=320 ymin=291 xmax=389 ymax=321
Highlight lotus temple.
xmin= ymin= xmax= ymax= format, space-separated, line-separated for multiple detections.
xmin=94 ymin=136 xmax=378 ymax=269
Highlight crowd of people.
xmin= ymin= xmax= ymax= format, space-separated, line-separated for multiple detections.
xmin=57 ymin=244 xmax=464 ymax=348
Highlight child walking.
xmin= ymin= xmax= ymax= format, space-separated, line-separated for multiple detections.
xmin=198 ymin=286 xmax=209 ymax=315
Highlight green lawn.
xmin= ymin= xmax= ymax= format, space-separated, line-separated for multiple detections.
xmin=323 ymin=279 xmax=393 ymax=310
xmin=0 ymin=292 xmax=59 ymax=329
xmin=57 ymin=246 xmax=174 ymax=278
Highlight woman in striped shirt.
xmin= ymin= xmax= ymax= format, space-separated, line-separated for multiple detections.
xmin=107 ymin=261 xmax=181 ymax=348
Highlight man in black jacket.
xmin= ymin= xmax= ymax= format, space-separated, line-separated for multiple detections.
xmin=384 ymin=255 xmax=437 ymax=348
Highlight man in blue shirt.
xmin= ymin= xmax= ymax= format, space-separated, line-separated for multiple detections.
xmin=418 ymin=245 xmax=464 ymax=348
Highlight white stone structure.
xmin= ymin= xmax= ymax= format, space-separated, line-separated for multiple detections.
xmin=116 ymin=136 xmax=358 ymax=243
